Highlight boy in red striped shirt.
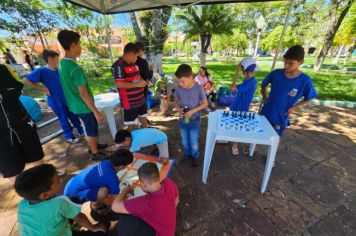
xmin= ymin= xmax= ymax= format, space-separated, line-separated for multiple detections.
xmin=111 ymin=43 xmax=147 ymax=131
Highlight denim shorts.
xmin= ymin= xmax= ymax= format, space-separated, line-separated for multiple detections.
xmin=78 ymin=112 xmax=98 ymax=137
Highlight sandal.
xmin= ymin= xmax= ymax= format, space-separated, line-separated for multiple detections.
xmin=231 ymin=145 xmax=239 ymax=156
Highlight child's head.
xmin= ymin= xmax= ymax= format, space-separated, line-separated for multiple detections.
xmin=240 ymin=57 xmax=259 ymax=79
xmin=138 ymin=162 xmax=160 ymax=193
xmin=14 ymin=164 xmax=61 ymax=201
xmin=283 ymin=45 xmax=304 ymax=73
xmin=123 ymin=42 xmax=140 ymax=64
xmin=42 ymin=50 xmax=59 ymax=68
xmin=175 ymin=64 xmax=194 ymax=88
xmin=135 ymin=42 xmax=145 ymax=57
xmin=115 ymin=129 xmax=133 ymax=147
xmin=57 ymin=30 xmax=82 ymax=57
xmin=110 ymin=149 xmax=134 ymax=171
xmin=199 ymin=66 xmax=210 ymax=77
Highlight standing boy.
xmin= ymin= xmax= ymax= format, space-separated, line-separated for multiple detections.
xmin=24 ymin=49 xmax=84 ymax=144
xmin=230 ymin=58 xmax=258 ymax=155
xmin=261 ymin=45 xmax=317 ymax=136
xmin=112 ymin=162 xmax=179 ymax=236
xmin=174 ymin=64 xmax=208 ymax=167
xmin=111 ymin=43 xmax=147 ymax=131
xmin=15 ymin=164 xmax=107 ymax=236
xmin=57 ymin=29 xmax=108 ymax=161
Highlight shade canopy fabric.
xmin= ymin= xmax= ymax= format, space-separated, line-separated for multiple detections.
xmin=64 ymin=0 xmax=280 ymax=14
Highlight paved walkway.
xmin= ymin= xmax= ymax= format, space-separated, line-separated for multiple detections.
xmin=1 ymin=104 xmax=355 ymax=236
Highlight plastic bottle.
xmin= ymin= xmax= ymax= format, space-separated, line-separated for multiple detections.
xmin=183 ymin=106 xmax=190 ymax=124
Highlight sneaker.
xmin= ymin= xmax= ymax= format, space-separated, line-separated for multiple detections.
xmin=91 ymin=152 xmax=110 ymax=161
xmin=192 ymin=158 xmax=199 ymax=167
xmin=65 ymin=137 xmax=81 ymax=144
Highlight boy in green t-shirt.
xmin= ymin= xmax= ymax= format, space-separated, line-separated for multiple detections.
xmin=15 ymin=164 xmax=107 ymax=236
xmin=57 ymin=30 xmax=109 ymax=161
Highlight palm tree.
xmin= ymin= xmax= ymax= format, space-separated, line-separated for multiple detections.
xmin=177 ymin=5 xmax=236 ymax=66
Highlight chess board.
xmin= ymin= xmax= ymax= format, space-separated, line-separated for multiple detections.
xmin=117 ymin=153 xmax=174 ymax=199
xmin=217 ymin=110 xmax=263 ymax=133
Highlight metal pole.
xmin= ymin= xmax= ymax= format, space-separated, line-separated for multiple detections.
xmin=271 ymin=0 xmax=294 ymax=71
xmin=254 ymin=31 xmax=261 ymax=58
xmin=104 ymin=15 xmax=114 ymax=64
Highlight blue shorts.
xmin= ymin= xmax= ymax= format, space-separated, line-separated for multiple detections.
xmin=78 ymin=112 xmax=98 ymax=137
xmin=68 ymin=188 xmax=100 ymax=204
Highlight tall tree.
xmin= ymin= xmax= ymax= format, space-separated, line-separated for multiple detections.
xmin=129 ymin=8 xmax=172 ymax=74
xmin=313 ymin=0 xmax=355 ymax=72
xmin=177 ymin=5 xmax=236 ymax=66
xmin=0 ymin=0 xmax=59 ymax=50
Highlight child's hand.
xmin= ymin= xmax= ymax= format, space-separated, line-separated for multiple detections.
xmin=94 ymin=111 xmax=106 ymax=124
xmin=230 ymin=85 xmax=237 ymax=92
xmin=178 ymin=108 xmax=184 ymax=118
xmin=136 ymin=80 xmax=147 ymax=88
xmin=93 ymin=223 xmax=107 ymax=232
xmin=185 ymin=110 xmax=195 ymax=118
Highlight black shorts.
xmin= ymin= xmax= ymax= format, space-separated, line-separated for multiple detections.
xmin=0 ymin=118 xmax=44 ymax=178
xmin=123 ymin=104 xmax=147 ymax=126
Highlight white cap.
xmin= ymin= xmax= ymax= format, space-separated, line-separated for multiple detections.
xmin=241 ymin=57 xmax=259 ymax=72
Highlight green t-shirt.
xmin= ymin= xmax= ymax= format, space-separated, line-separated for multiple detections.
xmin=18 ymin=196 xmax=81 ymax=236
xmin=58 ymin=58 xmax=94 ymax=114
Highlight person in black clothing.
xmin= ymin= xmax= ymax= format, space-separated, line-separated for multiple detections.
xmin=135 ymin=42 xmax=153 ymax=98
xmin=0 ymin=64 xmax=44 ymax=182
xmin=23 ymin=50 xmax=34 ymax=71
xmin=5 ymin=48 xmax=17 ymax=64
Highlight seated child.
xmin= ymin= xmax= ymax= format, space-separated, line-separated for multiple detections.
xmin=174 ymin=64 xmax=208 ymax=167
xmin=194 ymin=66 xmax=216 ymax=110
xmin=260 ymin=45 xmax=317 ymax=136
xmin=112 ymin=162 xmax=179 ymax=236
xmin=15 ymin=164 xmax=107 ymax=236
xmin=115 ymin=128 xmax=169 ymax=164
xmin=230 ymin=58 xmax=258 ymax=155
xmin=153 ymin=74 xmax=178 ymax=115
xmin=64 ymin=149 xmax=133 ymax=220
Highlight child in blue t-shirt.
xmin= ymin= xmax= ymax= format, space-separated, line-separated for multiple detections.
xmin=64 ymin=149 xmax=133 ymax=221
xmin=24 ymin=49 xmax=84 ymax=144
xmin=174 ymin=64 xmax=208 ymax=167
xmin=261 ymin=45 xmax=317 ymax=136
xmin=115 ymin=128 xmax=169 ymax=164
xmin=15 ymin=164 xmax=107 ymax=236
xmin=229 ymin=57 xmax=258 ymax=155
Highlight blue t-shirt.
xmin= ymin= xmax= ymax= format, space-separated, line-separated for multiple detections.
xmin=230 ymin=77 xmax=257 ymax=112
xmin=130 ymin=128 xmax=168 ymax=152
xmin=64 ymin=160 xmax=120 ymax=198
xmin=174 ymin=83 xmax=206 ymax=121
xmin=261 ymin=69 xmax=317 ymax=127
xmin=25 ymin=67 xmax=68 ymax=109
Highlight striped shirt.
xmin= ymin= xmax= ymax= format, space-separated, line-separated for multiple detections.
xmin=111 ymin=57 xmax=145 ymax=109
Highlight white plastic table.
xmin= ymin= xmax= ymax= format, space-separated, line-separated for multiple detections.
xmin=94 ymin=92 xmax=121 ymax=139
xmin=202 ymin=110 xmax=280 ymax=193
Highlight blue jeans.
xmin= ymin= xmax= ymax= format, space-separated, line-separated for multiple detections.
xmin=179 ymin=119 xmax=200 ymax=158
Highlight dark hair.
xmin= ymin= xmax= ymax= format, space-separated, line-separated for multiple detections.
xmin=124 ymin=42 xmax=140 ymax=54
xmin=135 ymin=42 xmax=145 ymax=51
xmin=138 ymin=162 xmax=159 ymax=183
xmin=115 ymin=130 xmax=132 ymax=144
xmin=6 ymin=48 xmax=10 ymax=52
xmin=110 ymin=149 xmax=134 ymax=167
xmin=57 ymin=29 xmax=81 ymax=51
xmin=175 ymin=64 xmax=193 ymax=78
xmin=283 ymin=45 xmax=305 ymax=61
xmin=200 ymin=66 xmax=210 ymax=77
xmin=14 ymin=164 xmax=57 ymax=200
xmin=42 ymin=50 xmax=59 ymax=63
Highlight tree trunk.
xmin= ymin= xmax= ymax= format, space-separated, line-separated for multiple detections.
xmin=333 ymin=45 xmax=344 ymax=64
xmin=199 ymin=33 xmax=211 ymax=66
xmin=38 ymin=32 xmax=46 ymax=50
xmin=313 ymin=0 xmax=354 ymax=72
xmin=129 ymin=12 xmax=144 ymax=42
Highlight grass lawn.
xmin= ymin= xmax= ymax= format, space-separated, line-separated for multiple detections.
xmin=23 ymin=57 xmax=356 ymax=102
